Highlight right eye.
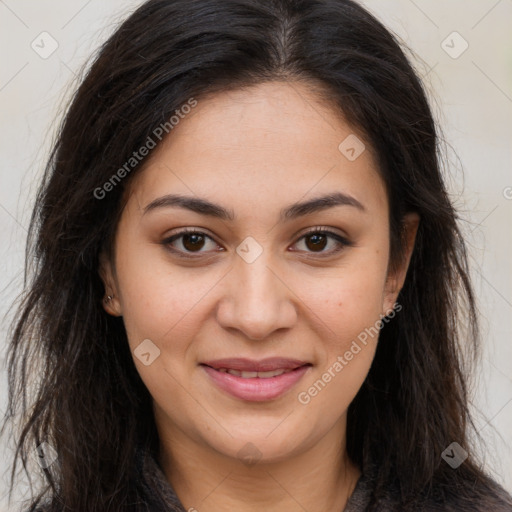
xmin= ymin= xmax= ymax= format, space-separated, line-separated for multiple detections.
xmin=161 ymin=228 xmax=224 ymax=258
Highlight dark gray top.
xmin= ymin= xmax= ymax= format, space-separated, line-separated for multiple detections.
xmin=139 ymin=446 xmax=512 ymax=511
xmin=141 ymin=447 xmax=371 ymax=511
xmin=30 ymin=444 xmax=512 ymax=511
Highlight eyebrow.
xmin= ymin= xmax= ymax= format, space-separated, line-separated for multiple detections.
xmin=142 ymin=192 xmax=365 ymax=221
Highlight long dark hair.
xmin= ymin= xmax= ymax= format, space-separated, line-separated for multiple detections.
xmin=2 ymin=0 xmax=507 ymax=510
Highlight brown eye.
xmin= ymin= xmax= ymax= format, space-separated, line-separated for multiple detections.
xmin=182 ymin=233 xmax=206 ymax=252
xmin=292 ymin=229 xmax=350 ymax=256
xmin=304 ymin=233 xmax=328 ymax=252
xmin=162 ymin=229 xmax=220 ymax=257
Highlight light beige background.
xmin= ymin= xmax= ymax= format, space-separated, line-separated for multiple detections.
xmin=1 ymin=0 xmax=511 ymax=509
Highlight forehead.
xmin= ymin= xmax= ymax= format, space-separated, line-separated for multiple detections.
xmin=126 ymin=81 xmax=387 ymax=217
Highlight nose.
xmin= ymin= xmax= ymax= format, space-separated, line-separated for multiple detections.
xmin=215 ymin=252 xmax=298 ymax=341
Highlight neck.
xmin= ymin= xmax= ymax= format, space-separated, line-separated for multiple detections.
xmin=156 ymin=415 xmax=361 ymax=512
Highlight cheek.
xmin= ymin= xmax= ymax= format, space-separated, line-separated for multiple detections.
xmin=292 ymin=246 xmax=388 ymax=403
xmin=113 ymin=228 xmax=214 ymax=347
xmin=114 ymin=248 xmax=208 ymax=417
xmin=295 ymin=251 xmax=388 ymax=343
xmin=295 ymin=279 xmax=385 ymax=427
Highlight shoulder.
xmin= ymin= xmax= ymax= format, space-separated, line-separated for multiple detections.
xmin=410 ymin=475 xmax=512 ymax=511
xmin=423 ymin=477 xmax=512 ymax=511
xmin=348 ymin=465 xmax=512 ymax=511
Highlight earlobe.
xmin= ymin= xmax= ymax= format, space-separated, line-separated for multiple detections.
xmin=98 ymin=251 xmax=122 ymax=316
xmin=383 ymin=212 xmax=420 ymax=313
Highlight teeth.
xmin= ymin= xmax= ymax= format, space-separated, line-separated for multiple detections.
xmin=257 ymin=369 xmax=286 ymax=378
xmin=239 ymin=371 xmax=258 ymax=378
xmin=218 ymin=368 xmax=293 ymax=378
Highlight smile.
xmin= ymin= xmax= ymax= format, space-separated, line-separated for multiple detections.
xmin=200 ymin=358 xmax=312 ymax=401
xmin=216 ymin=368 xmax=293 ymax=378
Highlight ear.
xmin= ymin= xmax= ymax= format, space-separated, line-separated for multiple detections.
xmin=382 ymin=212 xmax=420 ymax=314
xmin=98 ymin=250 xmax=122 ymax=317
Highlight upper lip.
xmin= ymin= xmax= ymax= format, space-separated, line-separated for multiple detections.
xmin=201 ymin=358 xmax=310 ymax=372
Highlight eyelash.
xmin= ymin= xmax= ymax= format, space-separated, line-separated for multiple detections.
xmin=161 ymin=226 xmax=352 ymax=259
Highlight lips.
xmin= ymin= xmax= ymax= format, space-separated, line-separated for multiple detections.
xmin=216 ymin=368 xmax=292 ymax=379
xmin=200 ymin=358 xmax=311 ymax=401
xmin=201 ymin=357 xmax=309 ymax=372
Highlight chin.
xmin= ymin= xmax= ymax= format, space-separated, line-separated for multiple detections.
xmin=202 ymin=421 xmax=314 ymax=465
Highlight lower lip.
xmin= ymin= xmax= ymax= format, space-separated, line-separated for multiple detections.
xmin=201 ymin=365 xmax=310 ymax=402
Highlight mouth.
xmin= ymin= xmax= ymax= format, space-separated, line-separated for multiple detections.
xmin=200 ymin=358 xmax=312 ymax=401
xmin=213 ymin=367 xmax=295 ymax=378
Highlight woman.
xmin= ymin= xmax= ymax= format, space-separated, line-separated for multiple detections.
xmin=2 ymin=0 xmax=511 ymax=510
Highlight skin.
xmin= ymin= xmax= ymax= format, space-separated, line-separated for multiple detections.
xmin=100 ymin=81 xmax=419 ymax=512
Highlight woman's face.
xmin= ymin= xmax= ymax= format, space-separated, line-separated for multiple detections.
xmin=102 ymin=81 xmax=417 ymax=464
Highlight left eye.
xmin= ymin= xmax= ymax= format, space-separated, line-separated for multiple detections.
xmin=162 ymin=230 xmax=220 ymax=255
xmin=162 ymin=228 xmax=348 ymax=257
xmin=293 ymin=230 xmax=347 ymax=254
